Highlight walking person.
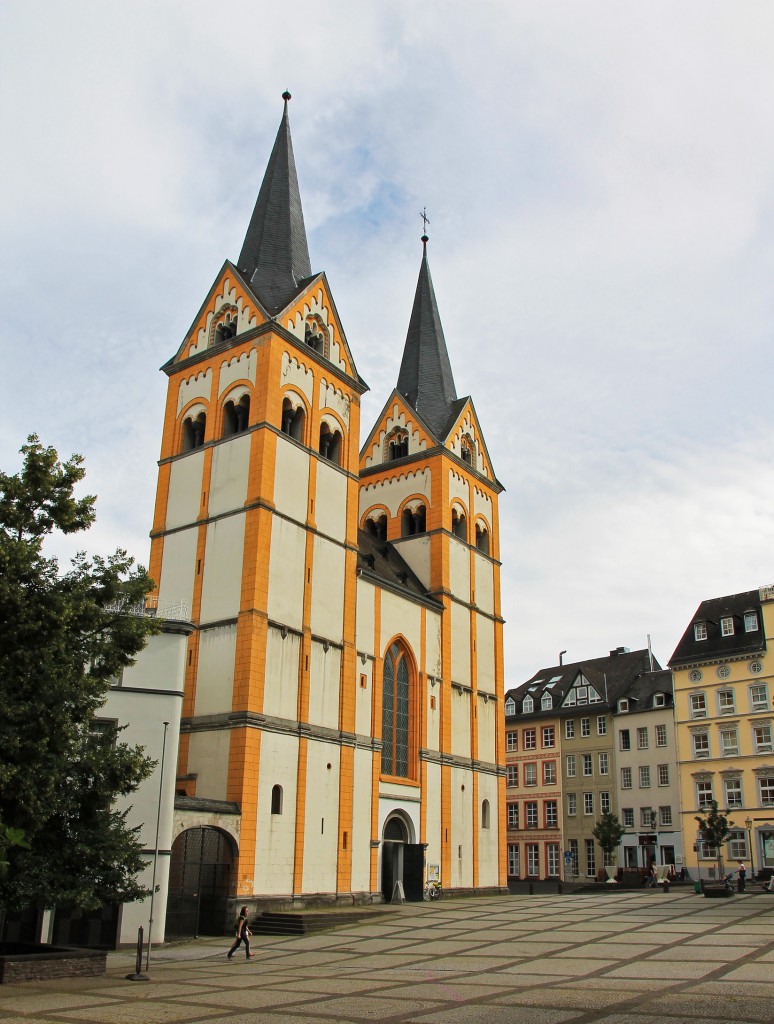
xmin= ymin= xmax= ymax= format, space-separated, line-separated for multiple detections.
xmin=227 ymin=906 xmax=255 ymax=960
xmin=737 ymin=862 xmax=747 ymax=893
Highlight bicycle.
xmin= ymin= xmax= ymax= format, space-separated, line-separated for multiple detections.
xmin=423 ymin=880 xmax=442 ymax=901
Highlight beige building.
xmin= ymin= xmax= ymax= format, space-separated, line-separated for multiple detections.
xmin=670 ymin=587 xmax=774 ymax=880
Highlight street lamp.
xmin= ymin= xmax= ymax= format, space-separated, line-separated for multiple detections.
xmin=745 ymin=816 xmax=755 ymax=880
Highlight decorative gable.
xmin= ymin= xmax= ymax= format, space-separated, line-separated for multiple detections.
xmin=445 ymin=401 xmax=493 ymax=481
xmin=361 ymin=394 xmax=434 ymax=470
xmin=283 ymin=277 xmax=357 ymax=381
xmin=177 ymin=268 xmax=263 ymax=363
xmin=562 ymin=672 xmax=603 ymax=707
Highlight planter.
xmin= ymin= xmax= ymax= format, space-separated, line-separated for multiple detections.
xmin=604 ymin=865 xmax=618 ymax=884
xmin=703 ymin=886 xmax=733 ymax=899
xmin=0 ymin=943 xmax=106 ymax=985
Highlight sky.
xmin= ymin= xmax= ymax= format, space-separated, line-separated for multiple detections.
xmin=2 ymin=1 xmax=774 ymax=684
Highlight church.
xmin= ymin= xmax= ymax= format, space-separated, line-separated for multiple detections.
xmin=149 ymin=94 xmax=507 ymax=932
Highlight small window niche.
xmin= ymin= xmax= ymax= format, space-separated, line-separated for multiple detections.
xmin=281 ymin=397 xmax=306 ymax=443
xmin=222 ymin=394 xmax=250 ymax=437
xmin=182 ymin=411 xmax=207 ymax=451
xmin=475 ymin=522 xmax=490 ymax=554
xmin=364 ymin=513 xmax=387 ymax=542
xmin=401 ymin=503 xmax=426 ymax=537
xmin=270 ymin=784 xmax=283 ymax=815
xmin=319 ymin=421 xmax=342 ymax=466
xmin=482 ymin=799 xmax=491 ymax=829
xmin=451 ymin=507 xmax=467 ymax=541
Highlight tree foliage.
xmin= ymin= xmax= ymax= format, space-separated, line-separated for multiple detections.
xmin=0 ymin=436 xmax=159 ymax=911
xmin=695 ymin=799 xmax=733 ymax=880
xmin=592 ymin=811 xmax=625 ymax=865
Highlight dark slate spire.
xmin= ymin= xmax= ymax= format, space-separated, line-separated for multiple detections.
xmin=237 ymin=92 xmax=312 ymax=314
xmin=396 ymin=235 xmax=458 ymax=438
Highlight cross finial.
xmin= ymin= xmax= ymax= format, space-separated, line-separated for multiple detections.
xmin=420 ymin=207 xmax=430 ymax=241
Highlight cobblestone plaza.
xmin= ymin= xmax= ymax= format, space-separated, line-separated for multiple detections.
xmin=2 ymin=891 xmax=774 ymax=1023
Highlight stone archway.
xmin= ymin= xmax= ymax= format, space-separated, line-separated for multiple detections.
xmin=165 ymin=827 xmax=235 ymax=938
xmin=381 ymin=814 xmax=425 ymax=902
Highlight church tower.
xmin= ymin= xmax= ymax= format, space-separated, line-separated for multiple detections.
xmin=150 ymin=99 xmax=505 ymax=932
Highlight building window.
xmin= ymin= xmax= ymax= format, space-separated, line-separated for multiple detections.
xmin=475 ymin=523 xmax=490 ymax=553
xmin=600 ymin=791 xmax=611 ymax=814
xmin=567 ymin=793 xmax=577 ymax=816
xmin=619 ymin=729 xmax=631 ymax=751
xmin=505 ymin=697 xmax=516 ymax=716
xmin=622 ymin=808 xmax=634 ymax=828
xmin=508 ymin=844 xmax=519 ymax=876
xmin=694 ymin=622 xmax=708 ymax=641
xmin=526 ymin=802 xmax=538 ymax=828
xmin=506 ymin=765 xmax=518 ymax=787
xmin=724 ymin=778 xmax=743 ymax=808
xmin=271 ymin=784 xmax=283 ymax=814
xmin=387 ymin=430 xmax=408 ymax=460
xmin=655 ymin=724 xmax=667 ymax=747
xmin=690 ymin=693 xmax=707 ymax=719
xmin=640 ymin=807 xmax=655 ymax=828
xmin=582 ymin=754 xmax=593 ymax=777
xmin=637 ymin=727 xmax=649 ymax=750
xmin=720 ymin=728 xmax=739 ymax=757
xmin=451 ymin=507 xmax=467 ymax=541
xmin=565 ymin=719 xmax=575 ymax=739
xmin=381 ymin=643 xmax=413 ymax=778
xmin=547 ymin=843 xmax=560 ymax=877
xmin=506 ymin=731 xmax=517 ymax=752
xmin=727 ymin=830 xmax=747 ymax=859
xmin=693 ymin=732 xmax=710 ymax=758
xmin=543 ymin=761 xmax=556 ymax=785
xmin=659 ymin=805 xmax=672 ymax=827
xmin=657 ymin=764 xmax=669 ymax=787
xmin=585 ymin=839 xmax=596 ymax=877
xmin=598 ymin=752 xmax=609 ymax=776
xmin=639 ymin=766 xmax=651 ymax=788
xmin=621 ymin=767 xmax=632 ymax=789
xmin=583 ymin=792 xmax=594 ymax=815
xmin=721 ymin=616 xmax=734 ymax=637
xmin=754 ymin=723 xmax=774 ymax=754
xmin=281 ymin=398 xmax=306 ymax=441
xmin=618 ymin=698 xmax=629 ymax=712
xmin=542 ymin=725 xmax=555 ymax=748
xmin=696 ymin=780 xmax=714 ymax=809
xmin=566 ymin=754 xmax=576 ymax=778
xmin=527 ymin=844 xmax=540 ymax=876
xmin=654 ymin=693 xmax=665 ymax=708
xmin=541 ymin=693 xmax=553 ymax=711
xmin=581 ymin=717 xmax=591 ymax=737
xmin=744 ymin=611 xmax=759 ymax=633
xmin=182 ymin=411 xmax=207 ymax=451
xmin=524 ymin=764 xmax=537 ymax=787
xmin=319 ymin=421 xmax=343 ymax=465
xmin=507 ymin=803 xmax=519 ymax=828
xmin=750 ymin=661 xmax=763 ymax=675
xmin=750 ymin=684 xmax=769 ymax=712
xmin=524 ymin=729 xmax=536 ymax=750
xmin=222 ymin=394 xmax=250 ymax=437
xmin=760 ymin=778 xmax=774 ymax=807
xmin=401 ymin=503 xmax=426 ymax=537
xmin=482 ymin=800 xmax=491 ymax=829
xmin=597 ymin=716 xmax=607 ymax=736
xmin=545 ymin=801 xmax=558 ymax=828
xmin=522 ymin=695 xmax=534 ymax=714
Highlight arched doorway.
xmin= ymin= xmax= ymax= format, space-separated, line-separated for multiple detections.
xmin=381 ymin=814 xmax=425 ymax=902
xmin=165 ymin=827 xmax=235 ymax=938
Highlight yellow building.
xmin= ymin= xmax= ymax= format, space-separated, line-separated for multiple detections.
xmin=670 ymin=587 xmax=774 ymax=880
xmin=150 ymin=95 xmax=506 ymax=934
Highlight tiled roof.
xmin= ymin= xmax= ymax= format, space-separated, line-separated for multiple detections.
xmin=668 ymin=589 xmax=765 ymax=667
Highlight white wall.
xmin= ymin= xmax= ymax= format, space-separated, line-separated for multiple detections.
xmin=477 ymin=772 xmax=500 ymax=887
xmin=451 ymin=687 xmax=472 ymax=758
xmin=199 ymin=515 xmax=246 ymax=622
xmin=273 ymin=436 xmax=310 ymax=525
xmin=315 ymin=460 xmax=347 ymax=542
xmin=301 ymin=741 xmax=340 ymax=892
xmin=166 ymin=451 xmax=204 ymax=529
xmin=187 ymin=729 xmax=231 ymax=801
xmin=310 ymin=535 xmax=345 ymax=642
xmin=308 ymin=642 xmax=341 ymax=731
xmin=157 ymin=528 xmax=198 ymax=612
xmin=209 ymin=434 xmax=250 ymax=517
xmin=262 ymin=627 xmax=301 ymax=721
xmin=451 ymin=603 xmax=471 ymax=686
xmin=476 ymin=613 xmax=495 ymax=695
xmin=194 ymin=625 xmax=237 ymax=717
xmin=450 ymin=766 xmax=474 ymax=888
xmin=267 ymin=518 xmax=306 ymax=631
xmin=351 ymin=747 xmax=374 ymax=891
xmin=253 ymin=731 xmax=299 ymax=893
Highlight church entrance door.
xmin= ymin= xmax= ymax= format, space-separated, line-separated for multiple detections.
xmin=380 ymin=815 xmax=424 ymax=901
xmin=165 ymin=827 xmax=234 ymax=938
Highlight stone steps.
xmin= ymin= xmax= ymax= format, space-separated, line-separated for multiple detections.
xmin=251 ymin=910 xmax=390 ymax=936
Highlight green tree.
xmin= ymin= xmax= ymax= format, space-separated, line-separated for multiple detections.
xmin=0 ymin=436 xmax=159 ymax=911
xmin=695 ymin=800 xmax=733 ymax=881
xmin=592 ymin=811 xmax=625 ymax=867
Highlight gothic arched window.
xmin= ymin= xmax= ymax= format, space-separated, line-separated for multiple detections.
xmin=381 ymin=643 xmax=413 ymax=779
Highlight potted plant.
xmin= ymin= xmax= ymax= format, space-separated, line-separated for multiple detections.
xmin=592 ymin=812 xmax=625 ymax=883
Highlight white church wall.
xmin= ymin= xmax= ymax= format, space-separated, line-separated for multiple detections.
xmin=166 ymin=451 xmax=204 ymax=529
xmin=424 ymin=761 xmax=442 ymax=876
xmin=355 ymin=580 xmax=375 ymax=658
xmin=476 ymin=613 xmax=495 ymax=695
xmin=426 ymin=686 xmax=440 ymax=751
xmin=315 ymin=460 xmax=347 ymax=542
xmin=448 ymin=469 xmax=470 ymax=515
xmin=425 ymin=612 xmax=442 ymax=680
xmin=187 ymin=729 xmax=231 ymax=801
xmin=449 ymin=539 xmax=470 ymax=601
xmin=450 ymin=766 xmax=474 ymax=888
xmin=267 ymin=518 xmax=307 ymax=631
xmin=310 ymin=536 xmax=345 ymax=642
xmin=254 ymin=731 xmax=299 ymax=893
xmin=476 ymin=693 xmax=496 ymax=764
xmin=351 ymin=746 xmax=373 ymax=892
xmin=477 ymin=771 xmax=500 ymax=887
xmin=472 ymin=553 xmax=493 ymax=615
xmin=156 ymin=527 xmax=198 ymax=612
xmin=355 ymin=658 xmax=373 ymax=737
xmin=302 ymin=740 xmax=340 ymax=893
xmin=451 ymin=687 xmax=472 ymax=758
xmin=199 ymin=515 xmax=245 ymax=623
xmin=263 ymin=627 xmax=301 ymax=721
xmin=194 ymin=625 xmax=237 ymax=717
xmin=208 ymin=434 xmax=250 ymax=517
xmin=219 ymin=349 xmax=258 ymax=395
xmin=273 ymin=435 xmax=310 ymax=524
xmin=379 ymin=591 xmax=421 ymax=664
xmin=358 ymin=468 xmax=431 ymax=520
xmin=451 ymin=603 xmax=471 ymax=687
xmin=392 ymin=535 xmax=431 ymax=590
xmin=308 ymin=642 xmax=341 ymax=731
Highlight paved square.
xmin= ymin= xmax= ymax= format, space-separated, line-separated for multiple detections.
xmin=3 ymin=891 xmax=774 ymax=1022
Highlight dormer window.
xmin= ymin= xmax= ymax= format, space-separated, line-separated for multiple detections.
xmin=522 ymin=695 xmax=534 ymax=713
xmin=618 ymin=698 xmax=629 ymax=713
xmin=694 ymin=622 xmax=708 ymax=641
xmin=654 ymin=693 xmax=665 ymax=708
xmin=541 ymin=693 xmax=552 ymax=710
xmin=745 ymin=611 xmax=759 ymax=633
xmin=721 ymin=616 xmax=734 ymax=637
xmin=505 ymin=698 xmax=516 ymax=716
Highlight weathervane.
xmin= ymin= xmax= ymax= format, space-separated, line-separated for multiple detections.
xmin=420 ymin=207 xmax=430 ymax=239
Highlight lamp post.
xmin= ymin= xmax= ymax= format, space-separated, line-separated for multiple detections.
xmin=745 ymin=816 xmax=755 ymax=880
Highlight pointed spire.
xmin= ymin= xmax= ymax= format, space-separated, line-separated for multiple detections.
xmin=237 ymin=92 xmax=312 ymax=314
xmin=396 ymin=233 xmax=458 ymax=438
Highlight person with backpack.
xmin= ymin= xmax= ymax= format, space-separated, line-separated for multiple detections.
xmin=227 ymin=906 xmax=255 ymax=960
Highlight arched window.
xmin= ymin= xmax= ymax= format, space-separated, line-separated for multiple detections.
xmin=381 ymin=643 xmax=413 ymax=778
xmin=505 ymin=698 xmax=516 ymax=716
xmin=222 ymin=394 xmax=250 ymax=437
xmin=281 ymin=397 xmax=305 ymax=442
xmin=475 ymin=523 xmax=490 ymax=554
xmin=365 ymin=514 xmax=387 ymax=542
xmin=482 ymin=799 xmax=491 ymax=830
xmin=523 ymin=695 xmax=534 ymax=713
xmin=401 ymin=503 xmax=426 ymax=537
xmin=319 ymin=422 xmax=342 ymax=466
xmin=304 ymin=318 xmax=328 ymax=357
xmin=388 ymin=432 xmax=408 ymax=460
xmin=182 ymin=412 xmax=206 ymax=452
xmin=541 ymin=693 xmax=553 ymax=710
xmin=271 ymin=785 xmax=283 ymax=815
xmin=451 ymin=507 xmax=467 ymax=541
xmin=213 ymin=314 xmax=238 ymax=346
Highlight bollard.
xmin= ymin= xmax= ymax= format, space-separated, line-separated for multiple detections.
xmin=662 ymin=881 xmax=670 ymax=894
xmin=125 ymin=926 xmax=150 ymax=982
